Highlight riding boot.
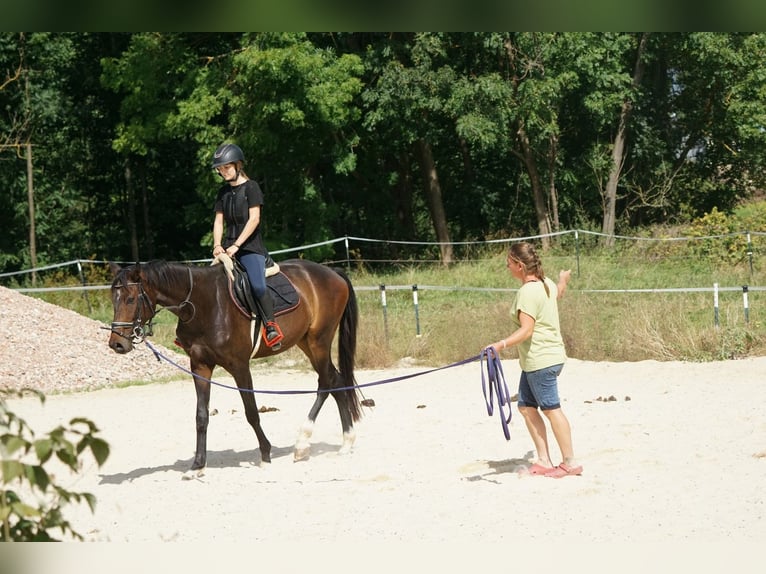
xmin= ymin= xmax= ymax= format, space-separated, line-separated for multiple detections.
xmin=253 ymin=290 xmax=283 ymax=351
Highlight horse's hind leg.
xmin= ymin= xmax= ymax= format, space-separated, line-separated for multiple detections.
xmin=294 ymin=391 xmax=329 ymax=461
xmin=294 ymin=365 xmax=355 ymax=461
xmin=333 ymin=383 xmax=357 ymax=456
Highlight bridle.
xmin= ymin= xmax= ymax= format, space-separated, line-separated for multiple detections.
xmin=104 ymin=280 xmax=157 ymax=344
xmin=162 ymin=267 xmax=196 ymax=323
xmin=103 ymin=267 xmax=196 ymax=344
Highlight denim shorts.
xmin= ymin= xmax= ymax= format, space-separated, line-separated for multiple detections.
xmin=517 ymin=363 xmax=564 ymax=411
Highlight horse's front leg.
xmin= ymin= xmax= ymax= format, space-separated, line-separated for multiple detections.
xmin=188 ymin=364 xmax=213 ymax=477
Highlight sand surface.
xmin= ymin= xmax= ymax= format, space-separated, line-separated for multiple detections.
xmin=8 ymin=354 xmax=766 ymax=554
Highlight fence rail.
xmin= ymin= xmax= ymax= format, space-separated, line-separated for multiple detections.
xmin=3 ymin=228 xmax=764 ymax=314
xmin=3 ymin=228 xmax=766 ymax=280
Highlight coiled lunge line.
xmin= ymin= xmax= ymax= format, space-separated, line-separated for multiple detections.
xmin=480 ymin=346 xmax=513 ymax=440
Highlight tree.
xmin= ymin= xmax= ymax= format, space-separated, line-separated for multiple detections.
xmin=447 ymin=33 xmax=580 ymax=248
xmin=0 ymin=33 xmax=90 ymax=272
xmin=0 ymin=33 xmax=28 ymax=272
xmin=164 ymin=33 xmax=365 ymax=257
xmin=600 ymin=33 xmax=649 ymax=245
xmin=563 ymin=33 xmax=766 ymax=234
xmin=228 ymin=33 xmax=364 ymax=251
xmin=101 ymin=33 xmax=223 ymax=261
xmin=3 ymin=33 xmax=766 ymax=271
xmin=655 ymin=33 xmax=766 ymax=218
xmin=361 ymin=33 xmax=463 ymax=263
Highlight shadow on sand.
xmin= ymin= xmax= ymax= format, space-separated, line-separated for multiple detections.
xmin=460 ymin=451 xmax=536 ymax=484
xmin=98 ymin=441 xmax=342 ymax=484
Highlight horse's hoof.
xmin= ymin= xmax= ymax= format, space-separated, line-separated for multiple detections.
xmin=338 ymin=430 xmax=356 ymax=456
xmin=182 ymin=468 xmax=205 ymax=480
xmin=293 ymin=447 xmax=310 ymax=462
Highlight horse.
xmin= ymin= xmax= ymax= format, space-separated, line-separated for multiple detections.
xmin=106 ymin=257 xmax=362 ymax=475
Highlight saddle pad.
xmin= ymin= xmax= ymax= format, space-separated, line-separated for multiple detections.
xmin=268 ymin=272 xmax=299 ymax=315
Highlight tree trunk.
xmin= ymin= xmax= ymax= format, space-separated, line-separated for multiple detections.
xmin=548 ymin=132 xmax=560 ymax=232
xmin=458 ymin=136 xmax=474 ymax=186
xmin=504 ymin=34 xmax=552 ymax=249
xmin=140 ymin=160 xmax=154 ymax=259
xmin=518 ymin=126 xmax=552 ymax=249
xmin=602 ymin=32 xmax=649 ymax=247
xmin=125 ymin=160 xmax=139 ymax=262
xmin=393 ymin=154 xmax=415 ymax=252
xmin=26 ymin=141 xmax=37 ymax=284
xmin=375 ymin=155 xmax=416 ymax=261
xmin=415 ymin=138 xmax=453 ymax=265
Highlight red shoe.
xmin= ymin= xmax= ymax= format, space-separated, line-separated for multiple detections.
xmin=545 ymin=463 xmax=583 ymax=478
xmin=528 ymin=463 xmax=554 ymax=476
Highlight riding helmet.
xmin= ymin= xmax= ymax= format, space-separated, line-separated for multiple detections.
xmin=211 ymin=143 xmax=245 ymax=169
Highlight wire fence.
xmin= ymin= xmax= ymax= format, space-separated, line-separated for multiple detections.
xmin=2 ymin=228 xmax=764 ymax=306
xmin=3 ymin=228 xmax=765 ymax=276
xmin=2 ymin=229 xmax=764 ymax=361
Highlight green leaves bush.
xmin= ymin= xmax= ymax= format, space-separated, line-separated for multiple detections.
xmin=1 ymin=389 xmax=110 ymax=541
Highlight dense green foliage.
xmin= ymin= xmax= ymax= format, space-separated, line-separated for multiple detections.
xmin=2 ymin=33 xmax=766 ymax=273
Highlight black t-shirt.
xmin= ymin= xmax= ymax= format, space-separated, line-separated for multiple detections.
xmin=213 ymin=179 xmax=268 ymax=255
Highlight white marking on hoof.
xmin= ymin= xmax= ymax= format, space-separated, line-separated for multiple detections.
xmin=293 ymin=447 xmax=311 ymax=462
xmin=294 ymin=420 xmax=314 ymax=459
xmin=295 ymin=419 xmax=314 ymax=451
xmin=338 ymin=429 xmax=356 ymax=455
xmin=182 ymin=468 xmax=205 ymax=481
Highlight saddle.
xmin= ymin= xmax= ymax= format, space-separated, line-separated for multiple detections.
xmin=213 ymin=254 xmax=300 ymax=319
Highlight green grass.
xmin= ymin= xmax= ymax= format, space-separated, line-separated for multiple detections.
xmin=19 ymin=231 xmax=766 ymax=369
xmin=349 ymin=253 xmax=765 ymax=366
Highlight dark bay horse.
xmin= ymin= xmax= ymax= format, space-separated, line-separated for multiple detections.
xmin=107 ymin=258 xmax=362 ymax=475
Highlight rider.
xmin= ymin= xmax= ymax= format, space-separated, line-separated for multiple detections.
xmin=210 ymin=143 xmax=283 ymax=350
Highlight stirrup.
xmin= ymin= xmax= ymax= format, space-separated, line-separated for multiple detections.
xmin=263 ymin=321 xmax=284 ymax=349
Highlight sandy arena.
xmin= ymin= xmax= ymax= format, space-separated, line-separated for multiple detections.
xmin=2 ymin=286 xmax=764 ymax=567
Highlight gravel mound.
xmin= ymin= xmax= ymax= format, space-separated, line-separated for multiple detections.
xmin=0 ymin=286 xmax=188 ymax=395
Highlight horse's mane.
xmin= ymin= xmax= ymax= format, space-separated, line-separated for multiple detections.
xmin=141 ymin=260 xmax=197 ymax=291
xmin=111 ymin=269 xmax=129 ymax=289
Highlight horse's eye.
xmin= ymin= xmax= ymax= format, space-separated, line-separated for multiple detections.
xmin=126 ymin=296 xmax=136 ymax=304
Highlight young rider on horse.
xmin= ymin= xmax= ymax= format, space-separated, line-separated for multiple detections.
xmin=210 ymin=143 xmax=284 ymax=350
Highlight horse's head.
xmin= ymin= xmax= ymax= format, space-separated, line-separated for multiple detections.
xmin=107 ymin=262 xmax=157 ymax=354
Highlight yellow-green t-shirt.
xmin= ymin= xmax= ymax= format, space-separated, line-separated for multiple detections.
xmin=510 ymin=277 xmax=566 ymax=372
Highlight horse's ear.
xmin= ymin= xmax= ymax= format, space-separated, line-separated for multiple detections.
xmin=109 ymin=262 xmax=122 ymax=277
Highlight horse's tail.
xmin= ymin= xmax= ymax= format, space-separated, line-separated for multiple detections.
xmin=335 ymin=268 xmax=362 ymax=422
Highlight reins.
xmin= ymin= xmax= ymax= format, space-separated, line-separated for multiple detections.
xmin=142 ymin=340 xmax=515 ymax=440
